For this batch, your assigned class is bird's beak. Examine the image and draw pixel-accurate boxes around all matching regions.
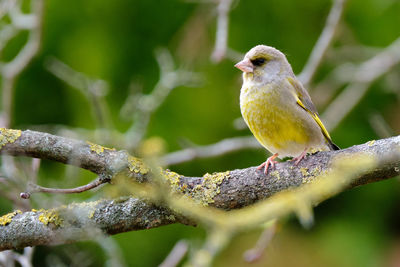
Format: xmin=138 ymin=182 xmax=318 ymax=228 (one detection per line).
xmin=235 ymin=58 xmax=254 ymax=73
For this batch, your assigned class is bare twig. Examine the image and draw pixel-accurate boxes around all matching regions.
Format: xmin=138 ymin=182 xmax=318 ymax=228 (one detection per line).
xmin=243 ymin=221 xmax=277 ymax=262
xmin=0 ymin=24 xmax=18 ymax=53
xmin=124 ymin=48 xmax=202 ymax=150
xmin=0 ymin=0 xmax=44 ymax=128
xmin=298 ymin=0 xmax=346 ymax=86
xmin=45 ymin=57 xmax=113 ymax=130
xmin=211 ymin=0 xmax=235 ymax=62
xmin=369 ymin=112 xmax=394 ymax=139
xmin=159 ymin=240 xmax=189 ymax=267
xmin=0 ymin=0 xmax=16 ymax=20
xmin=190 ymin=228 xmax=232 ymax=267
xmin=30 ymin=158 xmax=41 ymax=184
xmin=97 ymin=238 xmax=127 ymax=267
xmin=0 ymin=250 xmax=14 ymax=266
xmin=162 ymin=136 xmax=260 ymax=165
xmin=12 ymin=247 xmax=34 ymax=267
xmin=20 ymin=177 xmax=105 ymax=199
xmin=0 ymin=247 xmax=34 ymax=267
xmin=322 ymin=37 xmax=400 ymax=131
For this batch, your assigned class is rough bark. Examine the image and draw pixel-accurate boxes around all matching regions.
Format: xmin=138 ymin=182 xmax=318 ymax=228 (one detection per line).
xmin=0 ymin=129 xmax=399 ymax=250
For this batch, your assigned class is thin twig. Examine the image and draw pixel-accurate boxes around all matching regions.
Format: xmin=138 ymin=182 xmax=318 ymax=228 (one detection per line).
xmin=159 ymin=240 xmax=189 ymax=267
xmin=190 ymin=228 xmax=232 ymax=267
xmin=243 ymin=221 xmax=277 ymax=263
xmin=97 ymin=238 xmax=127 ymax=267
xmin=162 ymin=136 xmax=260 ymax=165
xmin=20 ymin=177 xmax=105 ymax=199
xmin=0 ymin=0 xmax=16 ymax=20
xmin=211 ymin=0 xmax=234 ymax=62
xmin=0 ymin=24 xmax=18 ymax=53
xmin=0 ymin=250 xmax=14 ymax=266
xmin=322 ymin=37 xmax=400 ymax=131
xmin=0 ymin=0 xmax=44 ymax=128
xmin=298 ymin=0 xmax=346 ymax=86
xmin=124 ymin=48 xmax=202 ymax=150
xmin=45 ymin=57 xmax=113 ymax=130
xmin=368 ymin=112 xmax=394 ymax=139
xmin=12 ymin=247 xmax=34 ymax=267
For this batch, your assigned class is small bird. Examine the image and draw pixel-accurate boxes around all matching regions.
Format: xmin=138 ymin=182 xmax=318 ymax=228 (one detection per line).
xmin=235 ymin=45 xmax=339 ymax=174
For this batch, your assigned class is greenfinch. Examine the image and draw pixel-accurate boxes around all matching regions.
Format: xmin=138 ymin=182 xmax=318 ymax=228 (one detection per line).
xmin=235 ymin=45 xmax=339 ymax=174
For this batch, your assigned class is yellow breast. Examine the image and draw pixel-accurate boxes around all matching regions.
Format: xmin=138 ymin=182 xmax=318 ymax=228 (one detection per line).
xmin=240 ymin=83 xmax=311 ymax=155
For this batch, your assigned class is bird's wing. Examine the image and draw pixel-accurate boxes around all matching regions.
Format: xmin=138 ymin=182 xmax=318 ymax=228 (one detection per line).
xmin=286 ymin=77 xmax=333 ymax=142
xmin=287 ymin=77 xmax=318 ymax=114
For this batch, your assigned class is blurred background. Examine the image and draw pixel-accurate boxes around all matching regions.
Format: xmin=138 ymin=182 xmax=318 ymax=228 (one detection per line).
xmin=0 ymin=0 xmax=400 ymax=266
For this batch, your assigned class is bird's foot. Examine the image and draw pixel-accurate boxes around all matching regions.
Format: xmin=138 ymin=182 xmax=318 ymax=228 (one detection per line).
xmin=257 ymin=153 xmax=279 ymax=175
xmin=291 ymin=149 xmax=308 ymax=165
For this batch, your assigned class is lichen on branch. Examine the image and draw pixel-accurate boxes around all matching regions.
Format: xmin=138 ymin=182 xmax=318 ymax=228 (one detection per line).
xmin=0 ymin=128 xmax=399 ymax=250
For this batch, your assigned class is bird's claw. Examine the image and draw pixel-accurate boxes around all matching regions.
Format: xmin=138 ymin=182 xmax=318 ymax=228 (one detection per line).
xmin=291 ymin=149 xmax=308 ymax=165
xmin=257 ymin=153 xmax=279 ymax=175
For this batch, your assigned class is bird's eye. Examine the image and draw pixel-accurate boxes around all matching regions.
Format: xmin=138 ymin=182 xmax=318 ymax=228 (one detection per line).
xmin=251 ymin=58 xmax=266 ymax=66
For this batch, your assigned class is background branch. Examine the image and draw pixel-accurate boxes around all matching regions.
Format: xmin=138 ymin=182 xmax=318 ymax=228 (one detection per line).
xmin=322 ymin=37 xmax=400 ymax=131
xmin=298 ymin=0 xmax=346 ymax=86
xmin=122 ymin=48 xmax=202 ymax=150
xmin=211 ymin=0 xmax=235 ymax=62
xmin=0 ymin=0 xmax=43 ymax=128
xmin=162 ymin=136 xmax=260 ymax=165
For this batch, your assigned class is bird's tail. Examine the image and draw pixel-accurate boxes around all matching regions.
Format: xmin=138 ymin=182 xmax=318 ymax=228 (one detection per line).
xmin=328 ymin=140 xmax=340 ymax=151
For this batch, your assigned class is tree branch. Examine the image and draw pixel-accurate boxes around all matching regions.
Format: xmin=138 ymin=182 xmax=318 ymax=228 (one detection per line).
xmin=162 ymin=136 xmax=260 ymax=165
xmin=298 ymin=0 xmax=346 ymax=86
xmin=0 ymin=197 xmax=191 ymax=251
xmin=211 ymin=0 xmax=234 ymax=62
xmin=0 ymin=128 xmax=399 ymax=250
xmin=322 ymin=36 xmax=400 ymax=131
xmin=0 ymin=0 xmax=44 ymax=128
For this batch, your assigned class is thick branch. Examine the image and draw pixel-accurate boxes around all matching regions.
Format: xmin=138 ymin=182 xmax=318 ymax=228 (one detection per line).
xmin=0 ymin=198 xmax=191 ymax=251
xmin=0 ymin=129 xmax=399 ymax=250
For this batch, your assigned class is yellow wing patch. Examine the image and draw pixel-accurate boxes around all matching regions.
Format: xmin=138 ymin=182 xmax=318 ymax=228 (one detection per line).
xmin=296 ymin=99 xmax=332 ymax=141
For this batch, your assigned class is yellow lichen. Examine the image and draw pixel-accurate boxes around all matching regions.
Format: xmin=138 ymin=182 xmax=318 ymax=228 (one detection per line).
xmin=89 ymin=210 xmax=96 ymax=219
xmin=270 ymin=170 xmax=280 ymax=180
xmin=300 ymin=167 xmax=309 ymax=177
xmin=164 ymin=170 xmax=184 ymax=193
xmin=38 ymin=209 xmax=64 ymax=227
xmin=190 ymin=171 xmax=231 ymax=206
xmin=0 ymin=128 xmax=21 ymax=149
xmin=0 ymin=210 xmax=22 ymax=226
xmin=165 ymin=214 xmax=176 ymax=221
xmin=311 ymin=166 xmax=322 ymax=177
xmin=302 ymin=166 xmax=323 ymax=184
xmin=87 ymin=141 xmax=115 ymax=155
xmin=127 ymin=156 xmax=149 ymax=175
xmin=367 ymin=140 xmax=376 ymax=146
xmin=84 ymin=200 xmax=100 ymax=219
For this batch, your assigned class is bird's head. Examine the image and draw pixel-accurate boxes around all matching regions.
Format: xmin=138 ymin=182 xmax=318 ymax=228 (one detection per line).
xmin=235 ymin=45 xmax=291 ymax=83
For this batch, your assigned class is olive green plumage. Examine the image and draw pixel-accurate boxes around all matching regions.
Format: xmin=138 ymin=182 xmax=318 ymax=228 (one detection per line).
xmin=235 ymin=45 xmax=338 ymax=170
